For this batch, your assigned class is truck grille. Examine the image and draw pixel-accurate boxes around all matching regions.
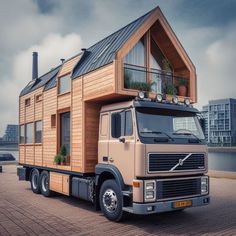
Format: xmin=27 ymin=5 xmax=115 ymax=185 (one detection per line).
xmin=156 ymin=178 xmax=201 ymax=200
xmin=148 ymin=153 xmax=205 ymax=173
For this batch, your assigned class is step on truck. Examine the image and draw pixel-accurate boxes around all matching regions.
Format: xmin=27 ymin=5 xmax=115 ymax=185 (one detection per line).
xmin=17 ymin=6 xmax=210 ymax=221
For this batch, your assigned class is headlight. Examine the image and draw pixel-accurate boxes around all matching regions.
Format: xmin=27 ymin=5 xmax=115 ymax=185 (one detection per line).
xmin=144 ymin=180 xmax=156 ymax=202
xmin=201 ymin=176 xmax=209 ymax=194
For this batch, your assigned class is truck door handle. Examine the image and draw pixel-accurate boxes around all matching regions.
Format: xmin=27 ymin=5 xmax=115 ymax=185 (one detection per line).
xmin=109 ymin=157 xmax=114 ymax=163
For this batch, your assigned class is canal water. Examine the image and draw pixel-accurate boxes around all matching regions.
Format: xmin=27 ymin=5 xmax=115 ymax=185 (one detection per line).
xmin=1 ymin=150 xmax=236 ymax=172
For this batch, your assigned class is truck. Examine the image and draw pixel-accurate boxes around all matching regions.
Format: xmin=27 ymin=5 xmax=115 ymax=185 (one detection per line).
xmin=17 ymin=6 xmax=209 ymax=222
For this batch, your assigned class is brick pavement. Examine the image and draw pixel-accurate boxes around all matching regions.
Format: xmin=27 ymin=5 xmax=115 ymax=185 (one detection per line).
xmin=0 ymin=165 xmax=236 ymax=236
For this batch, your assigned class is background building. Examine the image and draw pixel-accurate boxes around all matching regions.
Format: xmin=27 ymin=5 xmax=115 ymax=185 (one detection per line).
xmin=1 ymin=124 xmax=18 ymax=144
xmin=201 ymin=98 xmax=236 ymax=146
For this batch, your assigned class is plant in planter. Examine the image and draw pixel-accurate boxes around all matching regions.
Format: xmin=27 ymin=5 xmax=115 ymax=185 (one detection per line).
xmin=54 ymin=154 xmax=63 ymax=165
xmin=128 ymin=81 xmax=153 ymax=92
xmin=54 ymin=145 xmax=69 ymax=165
xmin=177 ymin=78 xmax=188 ymax=96
xmin=165 ymin=84 xmax=177 ymax=96
xmin=60 ymin=144 xmax=70 ymax=165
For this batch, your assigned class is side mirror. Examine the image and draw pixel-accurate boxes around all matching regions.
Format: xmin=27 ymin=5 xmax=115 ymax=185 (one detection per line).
xmin=119 ymin=137 xmax=126 ymax=143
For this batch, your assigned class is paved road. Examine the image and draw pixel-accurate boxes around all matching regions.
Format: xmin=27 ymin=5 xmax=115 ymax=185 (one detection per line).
xmin=0 ymin=165 xmax=236 ymax=236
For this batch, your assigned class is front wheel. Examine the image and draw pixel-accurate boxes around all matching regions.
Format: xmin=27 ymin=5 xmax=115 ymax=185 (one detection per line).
xmin=99 ymin=179 xmax=124 ymax=221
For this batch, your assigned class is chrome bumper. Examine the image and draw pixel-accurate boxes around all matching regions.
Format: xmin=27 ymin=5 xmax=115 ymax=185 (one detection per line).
xmin=123 ymin=195 xmax=210 ymax=215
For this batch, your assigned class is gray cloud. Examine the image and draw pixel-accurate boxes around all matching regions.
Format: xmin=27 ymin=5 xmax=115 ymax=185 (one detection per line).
xmin=0 ymin=0 xmax=236 ymax=135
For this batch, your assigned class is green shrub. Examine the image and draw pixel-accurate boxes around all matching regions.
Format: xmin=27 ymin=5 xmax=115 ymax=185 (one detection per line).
xmin=165 ymin=85 xmax=177 ymax=95
xmin=54 ymin=154 xmax=63 ymax=165
xmin=60 ymin=144 xmax=67 ymax=156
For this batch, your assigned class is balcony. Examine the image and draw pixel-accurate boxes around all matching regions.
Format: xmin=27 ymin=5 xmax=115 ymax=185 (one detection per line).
xmin=124 ymin=63 xmax=189 ymax=98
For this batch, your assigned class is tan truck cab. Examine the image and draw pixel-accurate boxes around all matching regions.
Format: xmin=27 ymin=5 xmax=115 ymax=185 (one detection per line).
xmin=96 ymin=96 xmax=209 ymax=219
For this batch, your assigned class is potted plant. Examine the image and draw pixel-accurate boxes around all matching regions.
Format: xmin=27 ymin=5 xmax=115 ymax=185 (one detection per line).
xmin=54 ymin=154 xmax=63 ymax=165
xmin=178 ymin=78 xmax=188 ymax=96
xmin=165 ymin=84 xmax=177 ymax=96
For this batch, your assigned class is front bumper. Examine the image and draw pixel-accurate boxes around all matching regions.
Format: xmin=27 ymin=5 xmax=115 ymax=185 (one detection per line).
xmin=124 ymin=195 xmax=210 ymax=215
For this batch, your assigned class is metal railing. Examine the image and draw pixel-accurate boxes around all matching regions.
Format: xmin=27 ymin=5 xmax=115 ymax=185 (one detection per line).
xmin=124 ymin=63 xmax=189 ymax=96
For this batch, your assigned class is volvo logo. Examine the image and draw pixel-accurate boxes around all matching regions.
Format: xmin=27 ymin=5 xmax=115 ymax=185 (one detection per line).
xmin=179 ymin=159 xmax=184 ymax=166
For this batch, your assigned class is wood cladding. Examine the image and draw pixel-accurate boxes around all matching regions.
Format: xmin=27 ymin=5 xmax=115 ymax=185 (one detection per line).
xmin=58 ymin=54 xmax=81 ymax=77
xmin=49 ymin=172 xmax=70 ymax=195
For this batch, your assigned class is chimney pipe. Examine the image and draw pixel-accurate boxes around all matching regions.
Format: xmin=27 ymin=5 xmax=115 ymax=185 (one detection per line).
xmin=32 ymin=52 xmax=38 ymax=80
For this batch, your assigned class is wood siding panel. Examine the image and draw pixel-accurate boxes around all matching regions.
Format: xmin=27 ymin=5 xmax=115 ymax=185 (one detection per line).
xmin=19 ymin=98 xmax=25 ymax=124
xmin=43 ymin=88 xmax=57 ymax=167
xmin=57 ymin=93 xmax=71 ymax=110
xmin=25 ymin=146 xmax=34 ymax=165
xmin=71 ymin=79 xmax=83 ymax=172
xmin=19 ymin=146 xmax=25 ymax=164
xmin=35 ymin=145 xmax=42 ymax=166
xmin=84 ymin=102 xmax=101 ymax=172
xmin=58 ymin=54 xmax=81 ymax=77
xmin=35 ymin=100 xmax=43 ymax=121
xmin=49 ymin=172 xmax=69 ymax=195
xmin=83 ymin=64 xmax=115 ymax=100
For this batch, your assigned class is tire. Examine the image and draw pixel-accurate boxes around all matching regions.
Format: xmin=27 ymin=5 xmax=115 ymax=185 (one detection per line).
xmin=99 ymin=179 xmax=124 ymax=222
xmin=40 ymin=170 xmax=52 ymax=197
xmin=30 ymin=169 xmax=41 ymax=194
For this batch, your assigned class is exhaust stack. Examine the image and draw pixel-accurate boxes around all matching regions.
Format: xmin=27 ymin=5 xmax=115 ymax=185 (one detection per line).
xmin=32 ymin=52 xmax=38 ymax=80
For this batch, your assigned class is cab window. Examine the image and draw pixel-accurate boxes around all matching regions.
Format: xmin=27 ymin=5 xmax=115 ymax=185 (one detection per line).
xmin=111 ymin=110 xmax=133 ymax=138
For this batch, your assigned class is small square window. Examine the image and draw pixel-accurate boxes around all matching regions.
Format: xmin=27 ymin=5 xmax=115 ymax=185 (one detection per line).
xmin=36 ymin=94 xmax=42 ymax=102
xmin=51 ymin=114 xmax=56 ymax=128
xmin=25 ymin=98 xmax=30 ymax=107
xmin=58 ymin=75 xmax=71 ymax=94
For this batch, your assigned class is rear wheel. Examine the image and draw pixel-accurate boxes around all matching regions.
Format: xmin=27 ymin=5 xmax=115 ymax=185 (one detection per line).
xmin=40 ymin=170 xmax=52 ymax=197
xmin=30 ymin=169 xmax=41 ymax=194
xmin=99 ymin=179 xmax=124 ymax=222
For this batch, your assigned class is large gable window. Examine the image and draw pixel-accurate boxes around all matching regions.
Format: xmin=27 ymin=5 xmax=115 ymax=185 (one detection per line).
xmin=124 ymin=35 xmax=147 ymax=89
xmin=59 ymin=74 xmax=71 ymax=94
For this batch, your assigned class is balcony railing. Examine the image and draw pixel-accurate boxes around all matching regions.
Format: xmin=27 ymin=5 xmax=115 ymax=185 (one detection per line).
xmin=124 ymin=63 xmax=189 ymax=97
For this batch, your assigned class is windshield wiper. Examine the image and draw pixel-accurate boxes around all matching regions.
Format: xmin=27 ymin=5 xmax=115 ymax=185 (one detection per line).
xmin=141 ymin=131 xmax=174 ymax=141
xmin=172 ymin=132 xmax=202 ymax=143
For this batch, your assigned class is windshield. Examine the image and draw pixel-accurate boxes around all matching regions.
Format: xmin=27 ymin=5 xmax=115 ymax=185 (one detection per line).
xmin=136 ymin=107 xmax=205 ymax=143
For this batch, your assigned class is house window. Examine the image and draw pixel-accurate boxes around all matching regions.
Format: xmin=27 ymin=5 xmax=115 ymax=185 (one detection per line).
xmin=60 ymin=112 xmax=70 ymax=154
xmin=26 ymin=123 xmax=34 ymax=144
xmin=19 ymin=125 xmax=24 ymax=144
xmin=36 ymin=94 xmax=42 ymax=102
xmin=124 ymin=35 xmax=147 ymax=88
xmin=25 ymin=98 xmax=30 ymax=107
xmin=35 ymin=121 xmax=42 ymax=143
xmin=59 ymin=75 xmax=71 ymax=94
xmin=51 ymin=114 xmax=56 ymax=128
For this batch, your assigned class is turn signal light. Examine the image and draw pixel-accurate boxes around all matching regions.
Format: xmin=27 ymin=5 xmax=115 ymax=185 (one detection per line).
xmin=133 ymin=181 xmax=140 ymax=188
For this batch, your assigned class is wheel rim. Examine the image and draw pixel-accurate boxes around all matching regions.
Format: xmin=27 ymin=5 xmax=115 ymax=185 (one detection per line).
xmin=102 ymin=189 xmax=118 ymax=213
xmin=32 ymin=174 xmax=38 ymax=189
xmin=41 ymin=175 xmax=49 ymax=192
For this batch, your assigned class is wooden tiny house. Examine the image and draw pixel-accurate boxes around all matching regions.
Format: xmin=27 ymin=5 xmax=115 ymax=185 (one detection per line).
xmin=19 ymin=7 xmax=197 ymax=174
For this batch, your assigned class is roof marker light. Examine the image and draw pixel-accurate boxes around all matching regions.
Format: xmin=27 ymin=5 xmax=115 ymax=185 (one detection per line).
xmin=184 ymin=98 xmax=191 ymax=106
xmin=156 ymin=94 xmax=163 ymax=102
xmin=172 ymin=96 xmax=178 ymax=104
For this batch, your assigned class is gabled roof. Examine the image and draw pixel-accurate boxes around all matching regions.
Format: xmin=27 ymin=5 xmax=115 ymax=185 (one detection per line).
xmin=20 ymin=65 xmax=61 ymax=96
xmin=71 ymin=7 xmax=156 ymax=79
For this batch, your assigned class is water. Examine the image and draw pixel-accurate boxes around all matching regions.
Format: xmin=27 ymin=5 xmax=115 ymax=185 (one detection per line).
xmin=208 ymin=152 xmax=236 ymax=172
xmin=0 ymin=150 xmax=18 ymax=161
xmin=0 ymin=149 xmax=235 ymax=172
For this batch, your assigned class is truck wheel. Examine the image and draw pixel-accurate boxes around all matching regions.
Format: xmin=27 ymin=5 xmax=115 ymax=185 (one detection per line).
xmin=40 ymin=171 xmax=52 ymax=197
xmin=99 ymin=179 xmax=124 ymax=221
xmin=30 ymin=169 xmax=41 ymax=194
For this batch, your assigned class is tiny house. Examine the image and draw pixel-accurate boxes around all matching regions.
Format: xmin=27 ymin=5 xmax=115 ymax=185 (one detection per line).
xmin=18 ymin=7 xmax=209 ymax=221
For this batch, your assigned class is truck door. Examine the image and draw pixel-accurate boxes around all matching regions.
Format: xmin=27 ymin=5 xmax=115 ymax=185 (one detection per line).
xmin=108 ymin=109 xmax=135 ymax=185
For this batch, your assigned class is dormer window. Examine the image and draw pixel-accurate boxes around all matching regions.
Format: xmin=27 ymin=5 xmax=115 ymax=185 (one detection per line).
xmin=58 ymin=74 xmax=71 ymax=94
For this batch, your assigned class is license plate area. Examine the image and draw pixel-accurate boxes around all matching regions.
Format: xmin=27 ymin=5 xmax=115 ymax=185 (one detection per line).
xmin=173 ymin=200 xmax=192 ymax=209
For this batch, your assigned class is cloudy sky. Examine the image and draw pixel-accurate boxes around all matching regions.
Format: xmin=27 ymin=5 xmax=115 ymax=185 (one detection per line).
xmin=0 ymin=0 xmax=236 ymax=135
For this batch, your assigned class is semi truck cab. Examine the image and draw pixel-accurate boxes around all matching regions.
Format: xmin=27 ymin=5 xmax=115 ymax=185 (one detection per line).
xmin=96 ymin=94 xmax=209 ymax=220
